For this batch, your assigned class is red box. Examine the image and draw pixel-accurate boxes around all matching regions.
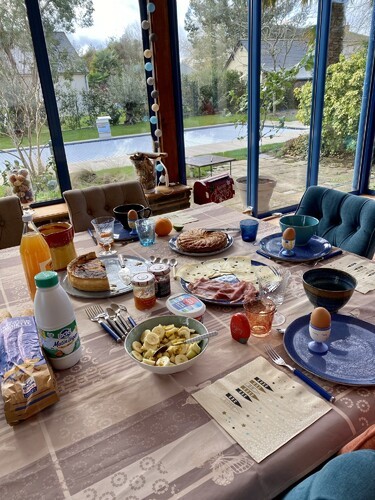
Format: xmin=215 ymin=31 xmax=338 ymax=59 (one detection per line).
xmin=193 ymin=173 xmax=235 ymax=205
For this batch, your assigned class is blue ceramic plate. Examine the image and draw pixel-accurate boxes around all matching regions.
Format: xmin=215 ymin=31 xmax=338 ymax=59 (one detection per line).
xmin=180 ymin=259 xmax=274 ymax=306
xmin=284 ymin=314 xmax=375 ymax=385
xmin=169 ymin=234 xmax=234 ymax=257
xmin=259 ymin=233 xmax=331 ymax=262
xmin=113 ymin=221 xmax=139 ymax=242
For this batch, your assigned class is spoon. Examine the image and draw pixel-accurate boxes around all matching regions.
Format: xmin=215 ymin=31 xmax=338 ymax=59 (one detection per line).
xmin=153 ymin=330 xmax=218 ymax=356
xmin=110 ymin=302 xmax=137 ymax=328
xmin=149 ymin=255 xmax=161 ymax=264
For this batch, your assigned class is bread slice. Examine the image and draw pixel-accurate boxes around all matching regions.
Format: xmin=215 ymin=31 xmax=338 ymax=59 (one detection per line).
xmin=67 ymin=252 xmax=110 ymax=292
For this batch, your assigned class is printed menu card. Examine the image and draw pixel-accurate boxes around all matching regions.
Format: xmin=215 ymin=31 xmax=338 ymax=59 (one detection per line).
xmin=193 ymin=356 xmax=331 ymax=463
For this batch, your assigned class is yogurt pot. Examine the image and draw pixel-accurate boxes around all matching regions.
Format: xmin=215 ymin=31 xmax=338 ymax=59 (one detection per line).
xmin=166 ymin=293 xmax=206 ymax=322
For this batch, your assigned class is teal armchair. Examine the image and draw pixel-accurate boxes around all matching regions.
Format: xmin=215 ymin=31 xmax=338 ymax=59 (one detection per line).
xmin=295 ymin=186 xmax=375 ymax=259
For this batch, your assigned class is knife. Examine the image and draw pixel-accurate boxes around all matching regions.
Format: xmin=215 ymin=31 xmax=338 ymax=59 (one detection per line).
xmin=205 ymin=228 xmax=240 ymax=232
xmin=88 ymin=228 xmax=97 ymax=245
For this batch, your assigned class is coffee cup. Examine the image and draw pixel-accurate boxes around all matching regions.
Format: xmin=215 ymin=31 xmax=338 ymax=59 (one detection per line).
xmin=113 ymin=204 xmax=152 ymax=231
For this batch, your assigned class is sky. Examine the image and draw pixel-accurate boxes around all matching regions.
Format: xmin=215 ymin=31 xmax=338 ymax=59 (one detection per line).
xmin=68 ymin=0 xmax=190 ymax=50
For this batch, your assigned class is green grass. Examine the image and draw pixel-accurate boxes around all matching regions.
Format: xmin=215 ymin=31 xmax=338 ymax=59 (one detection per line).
xmin=213 ymin=142 xmax=284 ymax=161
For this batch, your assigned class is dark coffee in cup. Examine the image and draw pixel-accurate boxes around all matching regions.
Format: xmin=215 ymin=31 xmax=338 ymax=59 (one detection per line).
xmin=113 ymin=204 xmax=152 ymax=231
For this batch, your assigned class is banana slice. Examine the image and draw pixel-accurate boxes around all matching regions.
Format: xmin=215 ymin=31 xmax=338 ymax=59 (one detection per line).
xmin=175 ymin=354 xmax=188 ymax=365
xmin=156 ymin=356 xmax=171 ymax=367
xmin=132 ymin=341 xmax=143 ymax=353
xmin=144 ymin=349 xmax=156 ymax=359
xmin=142 ymin=341 xmax=158 ymax=351
xmin=190 ymin=342 xmax=201 ymax=355
xmin=141 ymin=329 xmax=152 ymax=342
xmin=152 ymin=325 xmax=165 ymax=340
xmin=132 ymin=351 xmax=143 ymax=362
xmin=142 ymin=358 xmax=156 ymax=366
xmin=186 ymin=348 xmax=198 ymax=360
xmin=178 ymin=326 xmax=191 ymax=339
xmin=145 ymin=331 xmax=159 ymax=346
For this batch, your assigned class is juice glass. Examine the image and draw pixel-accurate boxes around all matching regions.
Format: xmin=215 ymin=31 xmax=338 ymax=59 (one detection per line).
xmin=244 ymin=298 xmax=276 ymax=337
xmin=20 ymin=232 xmax=53 ymax=299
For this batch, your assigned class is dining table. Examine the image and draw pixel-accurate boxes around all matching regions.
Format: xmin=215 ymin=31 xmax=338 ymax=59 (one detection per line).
xmin=0 ymin=202 xmax=374 ymax=500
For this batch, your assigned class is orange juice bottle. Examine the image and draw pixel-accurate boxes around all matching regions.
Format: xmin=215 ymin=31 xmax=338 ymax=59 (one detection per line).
xmin=20 ymin=213 xmax=53 ymax=300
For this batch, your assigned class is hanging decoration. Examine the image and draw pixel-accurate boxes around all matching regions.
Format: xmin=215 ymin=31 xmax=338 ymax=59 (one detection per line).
xmin=138 ymin=0 xmax=171 ymax=193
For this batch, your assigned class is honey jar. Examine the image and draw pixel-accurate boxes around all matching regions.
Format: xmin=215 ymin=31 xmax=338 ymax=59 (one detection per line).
xmin=39 ymin=222 xmax=77 ymax=271
xmin=131 ymin=272 xmax=156 ymax=310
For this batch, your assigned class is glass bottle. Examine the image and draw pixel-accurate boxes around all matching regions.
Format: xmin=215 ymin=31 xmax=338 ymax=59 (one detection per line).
xmin=34 ymin=271 xmax=82 ymax=370
xmin=131 ymin=272 xmax=156 ymax=310
xmin=20 ymin=213 xmax=53 ymax=300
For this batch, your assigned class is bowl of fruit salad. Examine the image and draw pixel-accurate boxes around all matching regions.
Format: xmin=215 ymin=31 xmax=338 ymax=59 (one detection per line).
xmin=124 ymin=315 xmax=209 ymax=374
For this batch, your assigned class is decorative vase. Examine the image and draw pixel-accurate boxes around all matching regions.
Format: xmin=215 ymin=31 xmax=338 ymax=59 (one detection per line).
xmin=130 ymin=152 xmax=156 ymax=193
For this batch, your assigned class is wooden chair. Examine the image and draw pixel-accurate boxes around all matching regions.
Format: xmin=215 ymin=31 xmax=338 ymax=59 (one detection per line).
xmin=0 ymin=196 xmax=23 ymax=250
xmin=63 ymin=181 xmax=150 ymax=232
xmin=296 ymin=186 xmax=375 ymax=259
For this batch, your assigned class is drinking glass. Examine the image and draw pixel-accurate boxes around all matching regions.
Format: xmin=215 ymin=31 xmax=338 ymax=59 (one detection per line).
xmin=240 ymin=219 xmax=259 ymax=242
xmin=91 ymin=216 xmax=117 ymax=256
xmin=256 ymin=267 xmax=291 ymax=327
xmin=244 ymin=298 xmax=276 ymax=337
xmin=135 ymin=218 xmax=156 ymax=247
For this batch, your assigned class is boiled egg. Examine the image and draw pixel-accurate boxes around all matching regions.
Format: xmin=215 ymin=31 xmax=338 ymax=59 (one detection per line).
xmin=283 ymin=227 xmax=296 ymax=240
xmin=310 ymin=307 xmax=331 ymax=329
xmin=128 ymin=209 xmax=138 ymax=221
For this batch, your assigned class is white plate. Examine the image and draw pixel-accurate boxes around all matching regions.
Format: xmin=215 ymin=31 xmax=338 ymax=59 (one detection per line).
xmin=60 ymin=255 xmax=147 ymax=299
xmin=169 ymin=234 xmax=234 ymax=257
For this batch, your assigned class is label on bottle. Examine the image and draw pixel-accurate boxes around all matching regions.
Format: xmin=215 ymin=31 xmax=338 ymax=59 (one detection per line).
xmin=38 ymin=319 xmax=80 ymax=359
xmin=39 ymin=258 xmax=53 ymax=271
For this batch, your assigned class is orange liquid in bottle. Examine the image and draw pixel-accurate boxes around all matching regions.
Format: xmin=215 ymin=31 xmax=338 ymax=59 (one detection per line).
xmin=20 ymin=232 xmax=53 ymax=299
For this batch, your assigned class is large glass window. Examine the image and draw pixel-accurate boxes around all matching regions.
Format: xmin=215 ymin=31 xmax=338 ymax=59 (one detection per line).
xmin=317 ymin=0 xmax=371 ymax=191
xmin=42 ymin=0 xmax=149 ymax=192
xmin=0 ymin=1 xmax=61 ymax=208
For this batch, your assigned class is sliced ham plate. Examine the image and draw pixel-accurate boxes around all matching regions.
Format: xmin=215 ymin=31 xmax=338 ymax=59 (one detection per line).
xmin=188 ymin=278 xmax=257 ymax=303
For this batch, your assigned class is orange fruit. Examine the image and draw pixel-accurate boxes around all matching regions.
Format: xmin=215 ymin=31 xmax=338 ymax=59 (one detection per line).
xmin=155 ymin=217 xmax=173 ymax=236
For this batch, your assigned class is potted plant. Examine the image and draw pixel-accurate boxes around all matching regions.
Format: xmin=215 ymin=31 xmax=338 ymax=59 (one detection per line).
xmin=235 ymin=175 xmax=277 ymax=213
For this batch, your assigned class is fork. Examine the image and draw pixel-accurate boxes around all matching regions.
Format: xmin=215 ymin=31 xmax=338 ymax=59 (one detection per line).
xmin=264 ymin=345 xmax=335 ymax=403
xmin=86 ymin=305 xmax=122 ymax=343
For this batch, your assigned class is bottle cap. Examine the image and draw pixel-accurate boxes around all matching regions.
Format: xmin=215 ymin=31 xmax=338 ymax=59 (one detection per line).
xmin=148 ymin=263 xmax=170 ymax=276
xmin=166 ymin=293 xmax=206 ymax=319
xmin=22 ymin=213 xmax=33 ymax=222
xmin=131 ymin=272 xmax=155 ymax=286
xmin=35 ymin=271 xmax=59 ymax=288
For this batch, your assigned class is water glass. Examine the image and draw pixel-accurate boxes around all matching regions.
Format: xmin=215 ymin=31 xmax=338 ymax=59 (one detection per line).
xmin=257 ymin=267 xmax=291 ymax=327
xmin=240 ymin=219 xmax=259 ymax=242
xmin=135 ymin=218 xmax=156 ymax=247
xmin=91 ymin=216 xmax=117 ymax=256
xmin=244 ymin=298 xmax=276 ymax=337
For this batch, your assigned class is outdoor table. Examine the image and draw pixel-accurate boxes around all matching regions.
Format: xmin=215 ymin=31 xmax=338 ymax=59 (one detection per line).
xmin=185 ymin=154 xmax=235 ymax=179
xmin=0 ymin=203 xmax=374 ymax=499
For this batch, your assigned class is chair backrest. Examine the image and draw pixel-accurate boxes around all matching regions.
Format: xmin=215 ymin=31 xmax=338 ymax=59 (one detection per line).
xmin=0 ymin=196 xmax=23 ymax=250
xmin=63 ymin=181 xmax=150 ymax=232
xmin=296 ymin=186 xmax=375 ymax=259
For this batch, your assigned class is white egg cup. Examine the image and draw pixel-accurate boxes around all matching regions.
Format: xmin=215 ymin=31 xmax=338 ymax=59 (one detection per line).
xmin=308 ymin=323 xmax=331 ymax=354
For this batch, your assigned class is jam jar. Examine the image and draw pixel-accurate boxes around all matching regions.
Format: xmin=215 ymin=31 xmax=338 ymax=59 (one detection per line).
xmin=131 ymin=272 xmax=156 ymax=310
xmin=148 ymin=263 xmax=171 ymax=298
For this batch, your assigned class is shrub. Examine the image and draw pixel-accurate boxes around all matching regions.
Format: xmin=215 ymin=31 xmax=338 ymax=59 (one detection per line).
xmin=295 ymin=49 xmax=367 ymax=156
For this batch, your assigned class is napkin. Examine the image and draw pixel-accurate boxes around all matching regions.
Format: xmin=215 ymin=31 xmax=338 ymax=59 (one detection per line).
xmin=325 ymin=255 xmax=375 ymax=294
xmin=193 ymin=356 xmax=331 ymax=463
xmin=151 ymin=212 xmax=198 ymax=225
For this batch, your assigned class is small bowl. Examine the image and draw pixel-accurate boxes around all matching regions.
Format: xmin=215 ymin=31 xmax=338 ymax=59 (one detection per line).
xmin=173 ymin=224 xmax=184 ymax=232
xmin=303 ymin=268 xmax=357 ymax=313
xmin=124 ymin=315 xmax=209 ymax=374
xmin=279 ymin=215 xmax=319 ymax=246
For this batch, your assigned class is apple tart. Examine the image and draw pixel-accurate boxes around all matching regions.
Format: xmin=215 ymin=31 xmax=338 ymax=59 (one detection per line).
xmin=67 ymin=252 xmax=110 ymax=292
xmin=176 ymin=229 xmax=228 ymax=253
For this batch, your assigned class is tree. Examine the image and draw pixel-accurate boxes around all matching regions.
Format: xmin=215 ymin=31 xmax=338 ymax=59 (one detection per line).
xmin=0 ymin=0 xmax=93 ymax=195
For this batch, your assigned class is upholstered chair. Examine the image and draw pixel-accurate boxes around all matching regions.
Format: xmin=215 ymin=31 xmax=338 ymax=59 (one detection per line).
xmin=63 ymin=181 xmax=150 ymax=232
xmin=295 ymin=186 xmax=375 ymax=259
xmin=0 ymin=196 xmax=23 ymax=250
